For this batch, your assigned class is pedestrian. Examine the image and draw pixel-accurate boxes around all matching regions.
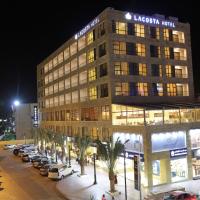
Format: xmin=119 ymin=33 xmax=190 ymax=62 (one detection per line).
xmin=102 ymin=194 xmax=106 ymax=200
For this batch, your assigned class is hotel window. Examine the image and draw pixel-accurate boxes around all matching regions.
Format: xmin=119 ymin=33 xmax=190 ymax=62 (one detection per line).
xmin=70 ymin=42 xmax=77 ymax=56
xmin=126 ymin=43 xmax=136 ymax=55
xmin=136 ymin=43 xmax=146 ymax=56
xmin=81 ymin=108 xmax=98 ymax=121
xmin=172 ymin=30 xmax=185 ymax=43
xmin=175 ymin=66 xmax=188 ymax=78
xmin=65 ymin=110 xmax=70 ymax=121
xmin=58 ymin=52 xmax=63 ymax=64
xmin=89 ymin=86 xmax=97 ymax=100
xmin=58 ymin=66 xmax=64 ymax=78
xmin=45 ymin=99 xmax=50 ymax=108
xmin=65 ymin=93 xmax=71 ymax=104
xmin=113 ymin=41 xmax=126 ymax=55
xmin=45 ymin=76 xmax=49 ymax=85
xmin=53 ymin=83 xmax=59 ymax=93
xmin=45 ymin=87 xmax=49 ymax=96
xmin=164 ymin=47 xmax=174 ymax=59
xmin=88 ymin=67 xmax=97 ymax=81
xmin=49 ymin=98 xmax=54 ymax=107
xmin=98 ymin=22 xmax=105 ymax=37
xmin=176 ymin=84 xmax=189 ymax=96
xmin=78 ymin=36 xmax=86 ymax=50
xmin=64 ymin=47 xmax=70 ymax=60
xmin=135 ymin=24 xmax=145 ymax=37
xmin=99 ymin=63 xmax=108 ymax=77
xmin=151 ymin=64 xmax=162 ymax=77
xmin=150 ymin=45 xmax=161 ymax=58
xmin=80 ymin=88 xmax=88 ymax=102
xmin=71 ymin=74 xmax=78 ymax=87
xmin=174 ymin=48 xmax=187 ymax=60
xmin=167 ymin=83 xmax=177 ymax=96
xmin=71 ymin=58 xmax=78 ymax=71
xmin=152 ymin=83 xmax=163 ymax=96
xmin=65 ymin=78 xmax=70 ymax=89
xmin=163 ymin=28 xmax=173 ymax=41
xmin=150 ymin=27 xmax=160 ymax=39
xmin=54 ymin=96 xmax=59 ymax=106
xmin=79 ymin=70 xmax=87 ymax=84
xmin=115 ymin=82 xmax=129 ymax=96
xmin=101 ymin=105 xmax=110 ymax=120
xmin=137 ymin=83 xmax=148 ymax=96
xmin=99 ymin=43 xmax=106 ymax=57
xmin=72 ymin=91 xmax=78 ymax=103
xmin=71 ymin=109 xmax=79 ymax=121
xmin=53 ymin=69 xmax=59 ymax=80
xmin=53 ymin=56 xmax=58 ymax=67
xmin=166 ymin=65 xmax=175 ymax=78
xmin=78 ymin=53 xmax=86 ymax=67
xmin=59 ymin=80 xmax=64 ymax=91
xmin=115 ymin=22 xmax=127 ymax=35
xmin=87 ymin=49 xmax=96 ymax=63
xmin=114 ymin=62 xmax=129 ymax=75
xmin=138 ymin=63 xmax=147 ymax=76
xmin=64 ymin=63 xmax=70 ymax=75
xmin=59 ymin=95 xmax=65 ymax=106
xmin=100 ymin=84 xmax=108 ymax=98
xmin=86 ymin=30 xmax=95 ymax=45
xmin=44 ymin=64 xmax=49 ymax=73
xmin=49 ymin=60 xmax=53 ymax=70
xmin=49 ymin=85 xmax=53 ymax=95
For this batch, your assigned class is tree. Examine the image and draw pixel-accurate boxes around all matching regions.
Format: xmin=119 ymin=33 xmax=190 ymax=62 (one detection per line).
xmin=55 ymin=133 xmax=67 ymax=163
xmin=96 ymin=137 xmax=129 ymax=193
xmin=75 ymin=135 xmax=92 ymax=175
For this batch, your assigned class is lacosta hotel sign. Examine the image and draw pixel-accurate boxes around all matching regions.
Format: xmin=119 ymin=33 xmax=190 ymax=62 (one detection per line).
xmin=125 ymin=12 xmax=175 ymax=28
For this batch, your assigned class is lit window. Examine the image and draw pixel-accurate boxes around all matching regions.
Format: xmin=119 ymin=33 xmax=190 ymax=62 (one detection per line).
xmin=71 ymin=58 xmax=78 ymax=71
xmin=64 ymin=47 xmax=70 ymax=60
xmin=88 ymin=68 xmax=97 ymax=81
xmin=115 ymin=83 xmax=129 ymax=96
xmin=44 ymin=63 xmax=49 ymax=73
xmin=45 ymin=87 xmax=49 ymax=96
xmin=87 ymin=30 xmax=94 ymax=45
xmin=152 ymin=83 xmax=163 ymax=96
xmin=72 ymin=91 xmax=78 ymax=103
xmin=101 ymin=105 xmax=110 ymax=120
xmin=45 ymin=76 xmax=49 ymax=85
xmin=58 ymin=52 xmax=63 ymax=64
xmin=58 ymin=66 xmax=64 ymax=78
xmin=59 ymin=95 xmax=65 ymax=105
xmin=48 ymin=60 xmax=53 ymax=70
xmin=167 ymin=83 xmax=177 ymax=96
xmin=79 ymin=70 xmax=87 ymax=84
xmin=78 ymin=36 xmax=86 ymax=50
xmin=172 ymin=30 xmax=185 ymax=43
xmin=71 ymin=74 xmax=78 ymax=87
xmin=174 ymin=48 xmax=187 ymax=60
xmin=115 ymin=22 xmax=127 ymax=35
xmin=80 ymin=88 xmax=88 ymax=102
xmin=65 ymin=93 xmax=71 ymax=104
xmin=135 ymin=24 xmax=145 ymax=37
xmin=139 ymin=64 xmax=147 ymax=76
xmin=64 ymin=62 xmax=70 ymax=75
xmin=54 ymin=96 xmax=59 ymax=106
xmin=136 ymin=43 xmax=145 ymax=56
xmin=78 ymin=53 xmax=86 ymax=67
xmin=65 ymin=78 xmax=70 ymax=89
xmin=53 ymin=70 xmax=59 ymax=80
xmin=114 ymin=62 xmax=129 ymax=75
xmin=89 ymin=87 xmax=97 ymax=100
xmin=137 ymin=83 xmax=148 ymax=96
xmin=163 ymin=29 xmax=172 ymax=41
xmin=175 ymin=66 xmax=188 ymax=78
xmin=53 ymin=83 xmax=59 ymax=93
xmin=53 ymin=56 xmax=58 ymax=67
xmin=176 ymin=83 xmax=189 ymax=96
xmin=87 ymin=49 xmax=96 ymax=63
xmin=49 ymin=85 xmax=53 ymax=95
xmin=166 ymin=65 xmax=173 ymax=78
xmin=59 ymin=80 xmax=64 ymax=91
xmin=70 ymin=42 xmax=77 ymax=56
xmin=113 ymin=41 xmax=126 ymax=55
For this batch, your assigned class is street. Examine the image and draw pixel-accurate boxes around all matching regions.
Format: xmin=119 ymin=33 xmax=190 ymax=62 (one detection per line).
xmin=0 ymin=149 xmax=66 ymax=200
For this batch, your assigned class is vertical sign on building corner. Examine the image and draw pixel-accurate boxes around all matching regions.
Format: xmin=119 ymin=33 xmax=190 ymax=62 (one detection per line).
xmin=134 ymin=155 xmax=140 ymax=190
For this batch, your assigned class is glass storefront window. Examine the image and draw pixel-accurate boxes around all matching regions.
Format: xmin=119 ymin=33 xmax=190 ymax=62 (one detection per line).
xmin=180 ymin=109 xmax=196 ymax=123
xmin=190 ymin=129 xmax=200 ymax=149
xmin=145 ymin=110 xmax=163 ymax=125
xmin=164 ymin=109 xmax=180 ymax=124
xmin=171 ymin=158 xmax=188 ymax=182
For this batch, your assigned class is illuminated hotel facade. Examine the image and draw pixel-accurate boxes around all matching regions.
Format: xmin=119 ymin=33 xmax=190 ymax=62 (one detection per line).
xmin=37 ymin=7 xmax=200 ymax=188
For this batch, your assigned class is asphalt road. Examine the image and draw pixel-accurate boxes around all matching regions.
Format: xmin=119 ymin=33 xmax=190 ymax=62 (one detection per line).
xmin=0 ymin=149 xmax=67 ymax=200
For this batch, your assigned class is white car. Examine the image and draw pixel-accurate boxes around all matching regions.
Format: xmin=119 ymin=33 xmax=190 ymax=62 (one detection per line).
xmin=48 ymin=164 xmax=74 ymax=180
xmin=3 ymin=144 xmax=16 ymax=150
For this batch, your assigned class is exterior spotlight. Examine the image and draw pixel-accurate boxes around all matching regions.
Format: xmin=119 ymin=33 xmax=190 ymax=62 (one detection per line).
xmin=14 ymin=100 xmax=20 ymax=106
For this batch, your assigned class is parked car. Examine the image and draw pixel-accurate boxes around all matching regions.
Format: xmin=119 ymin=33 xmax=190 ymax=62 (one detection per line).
xmin=48 ymin=164 xmax=74 ymax=180
xmin=3 ymin=144 xmax=16 ymax=150
xmin=163 ymin=191 xmax=197 ymax=200
xmin=22 ymin=153 xmax=38 ymax=162
xmin=32 ymin=157 xmax=49 ymax=168
xmin=39 ymin=163 xmax=57 ymax=176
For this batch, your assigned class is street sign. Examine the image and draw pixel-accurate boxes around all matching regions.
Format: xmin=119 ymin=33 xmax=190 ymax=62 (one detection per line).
xmin=134 ymin=155 xmax=140 ymax=190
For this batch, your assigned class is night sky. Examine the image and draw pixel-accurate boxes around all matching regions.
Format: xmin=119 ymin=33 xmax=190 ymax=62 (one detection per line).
xmin=0 ymin=0 xmax=199 ymax=114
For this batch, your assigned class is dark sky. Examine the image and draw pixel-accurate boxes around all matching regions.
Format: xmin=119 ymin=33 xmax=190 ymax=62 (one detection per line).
xmin=0 ymin=0 xmax=199 ymax=113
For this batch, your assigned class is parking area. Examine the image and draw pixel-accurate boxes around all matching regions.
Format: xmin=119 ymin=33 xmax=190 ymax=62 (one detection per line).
xmin=0 ymin=146 xmax=67 ymax=200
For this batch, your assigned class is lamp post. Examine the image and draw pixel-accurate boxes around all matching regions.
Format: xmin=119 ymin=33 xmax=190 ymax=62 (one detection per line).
xmin=124 ymin=150 xmax=127 ymax=200
xmin=93 ymin=153 xmax=97 ymax=184
xmin=68 ymin=145 xmax=71 ymax=167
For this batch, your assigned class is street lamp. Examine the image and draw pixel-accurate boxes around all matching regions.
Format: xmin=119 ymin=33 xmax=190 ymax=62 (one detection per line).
xmin=124 ymin=150 xmax=127 ymax=200
xmin=13 ymin=100 xmax=20 ymax=107
xmin=93 ymin=152 xmax=97 ymax=184
xmin=68 ymin=144 xmax=71 ymax=167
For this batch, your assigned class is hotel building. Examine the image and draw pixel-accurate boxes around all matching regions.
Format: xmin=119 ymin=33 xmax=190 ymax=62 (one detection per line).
xmin=37 ymin=7 xmax=200 ymax=189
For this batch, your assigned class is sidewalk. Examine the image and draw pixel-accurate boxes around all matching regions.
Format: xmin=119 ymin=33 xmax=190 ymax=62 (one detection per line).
xmin=56 ymin=160 xmax=144 ymax=200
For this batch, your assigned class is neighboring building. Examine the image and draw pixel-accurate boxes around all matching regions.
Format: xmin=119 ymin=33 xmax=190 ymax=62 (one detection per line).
xmin=37 ymin=7 xmax=199 ymax=189
xmin=13 ymin=103 xmax=38 ymax=140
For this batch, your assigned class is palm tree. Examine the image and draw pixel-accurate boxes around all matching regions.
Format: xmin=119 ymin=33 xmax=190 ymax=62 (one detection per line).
xmin=96 ymin=137 xmax=129 ymax=193
xmin=55 ymin=133 xmax=67 ymax=163
xmin=75 ymin=135 xmax=92 ymax=175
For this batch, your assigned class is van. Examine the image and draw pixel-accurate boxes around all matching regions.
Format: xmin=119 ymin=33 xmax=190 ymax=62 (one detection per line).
xmin=48 ymin=164 xmax=74 ymax=180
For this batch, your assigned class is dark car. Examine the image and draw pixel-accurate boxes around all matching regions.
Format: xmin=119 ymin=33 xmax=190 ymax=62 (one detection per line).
xmin=163 ymin=191 xmax=197 ymax=200
xmin=40 ymin=163 xmax=57 ymax=176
